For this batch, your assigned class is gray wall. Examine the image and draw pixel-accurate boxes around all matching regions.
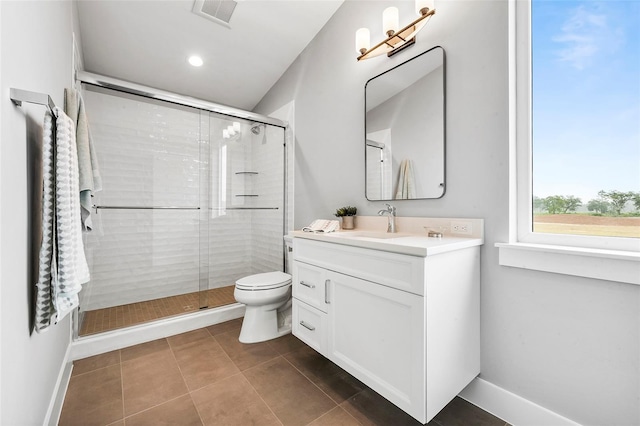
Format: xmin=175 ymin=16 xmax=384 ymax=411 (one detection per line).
xmin=1 ymin=1 xmax=74 ymax=424
xmin=255 ymin=1 xmax=640 ymax=424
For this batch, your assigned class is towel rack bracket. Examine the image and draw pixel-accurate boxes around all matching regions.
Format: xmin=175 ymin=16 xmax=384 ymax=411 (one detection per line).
xmin=9 ymin=88 xmax=57 ymax=115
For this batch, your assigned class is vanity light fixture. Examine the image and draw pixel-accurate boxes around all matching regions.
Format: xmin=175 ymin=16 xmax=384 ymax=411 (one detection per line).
xmin=356 ymin=0 xmax=435 ymax=61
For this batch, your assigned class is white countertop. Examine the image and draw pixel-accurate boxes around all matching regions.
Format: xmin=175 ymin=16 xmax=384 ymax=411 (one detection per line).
xmin=291 ymin=230 xmax=484 ymax=257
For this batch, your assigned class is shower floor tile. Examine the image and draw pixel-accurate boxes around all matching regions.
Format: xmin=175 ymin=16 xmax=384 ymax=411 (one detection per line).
xmin=79 ymin=285 xmax=236 ymax=336
xmin=61 ymin=320 xmax=511 ymax=426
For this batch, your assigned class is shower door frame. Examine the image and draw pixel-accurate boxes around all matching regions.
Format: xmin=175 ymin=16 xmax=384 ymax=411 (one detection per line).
xmin=77 ymin=71 xmax=286 ymax=128
xmin=74 ymin=71 xmax=289 ymax=340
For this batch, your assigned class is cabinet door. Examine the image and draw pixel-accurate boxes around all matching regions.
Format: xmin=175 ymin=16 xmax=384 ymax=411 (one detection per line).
xmin=326 ymin=271 xmax=426 ymax=422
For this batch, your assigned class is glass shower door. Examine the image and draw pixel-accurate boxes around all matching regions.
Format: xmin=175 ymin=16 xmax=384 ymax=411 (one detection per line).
xmin=204 ymin=115 xmax=286 ymax=304
xmin=80 ymin=86 xmax=209 ymax=335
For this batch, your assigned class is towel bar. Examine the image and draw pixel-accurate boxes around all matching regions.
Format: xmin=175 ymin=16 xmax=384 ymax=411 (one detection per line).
xmin=10 ymin=88 xmax=58 ymax=117
xmin=92 ymin=205 xmax=200 ymax=213
xmin=92 ymin=205 xmax=279 ymax=212
xmin=216 ymin=207 xmax=279 ymax=210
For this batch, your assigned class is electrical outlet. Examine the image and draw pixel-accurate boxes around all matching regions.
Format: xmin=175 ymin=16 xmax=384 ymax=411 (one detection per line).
xmin=450 ymin=220 xmax=473 ymax=235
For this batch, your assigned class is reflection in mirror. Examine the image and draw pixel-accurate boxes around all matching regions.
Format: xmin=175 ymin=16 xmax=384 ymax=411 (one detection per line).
xmin=365 ymin=46 xmax=445 ymax=200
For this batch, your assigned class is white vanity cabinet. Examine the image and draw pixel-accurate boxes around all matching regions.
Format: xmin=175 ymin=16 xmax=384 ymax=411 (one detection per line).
xmin=292 ymin=236 xmax=481 ymax=424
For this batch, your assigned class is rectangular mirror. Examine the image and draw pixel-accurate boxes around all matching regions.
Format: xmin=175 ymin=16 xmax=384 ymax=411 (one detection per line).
xmin=365 ymin=46 xmax=445 ymax=200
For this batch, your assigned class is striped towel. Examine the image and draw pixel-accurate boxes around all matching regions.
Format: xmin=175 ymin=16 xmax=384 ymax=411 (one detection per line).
xmin=35 ymin=107 xmax=90 ymax=333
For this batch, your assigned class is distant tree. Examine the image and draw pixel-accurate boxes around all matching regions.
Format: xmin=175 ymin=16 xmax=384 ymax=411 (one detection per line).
xmin=542 ymin=196 xmax=563 ymax=214
xmin=587 ymin=198 xmax=610 ymax=214
xmin=541 ymin=195 xmax=581 ymax=214
xmin=633 ymin=192 xmax=640 ymax=212
xmin=532 ymin=196 xmax=544 ymax=212
xmin=598 ymin=190 xmax=634 ymax=216
xmin=562 ymin=196 xmax=582 ymax=213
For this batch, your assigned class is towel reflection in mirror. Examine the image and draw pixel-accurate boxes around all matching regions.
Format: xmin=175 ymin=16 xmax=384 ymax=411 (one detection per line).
xmin=395 ymin=159 xmax=416 ymax=199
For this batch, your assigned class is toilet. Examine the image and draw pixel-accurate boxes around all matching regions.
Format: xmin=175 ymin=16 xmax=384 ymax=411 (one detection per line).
xmin=234 ymin=236 xmax=293 ymax=343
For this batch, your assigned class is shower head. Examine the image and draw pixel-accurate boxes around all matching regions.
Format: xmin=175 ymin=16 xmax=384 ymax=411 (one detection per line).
xmin=250 ymin=123 xmax=262 ymax=135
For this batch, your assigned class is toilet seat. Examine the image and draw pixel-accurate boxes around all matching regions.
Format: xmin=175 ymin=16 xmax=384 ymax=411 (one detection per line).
xmin=236 ymin=271 xmax=292 ymax=291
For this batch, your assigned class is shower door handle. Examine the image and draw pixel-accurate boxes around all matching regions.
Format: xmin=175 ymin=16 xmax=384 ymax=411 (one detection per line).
xmin=324 ymin=279 xmax=330 ymax=304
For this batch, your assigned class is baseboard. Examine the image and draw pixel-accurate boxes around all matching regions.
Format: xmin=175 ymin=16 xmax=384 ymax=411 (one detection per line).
xmin=70 ymin=304 xmax=245 ymax=360
xmin=44 ymin=343 xmax=73 ymax=426
xmin=458 ymin=378 xmax=582 ymax=426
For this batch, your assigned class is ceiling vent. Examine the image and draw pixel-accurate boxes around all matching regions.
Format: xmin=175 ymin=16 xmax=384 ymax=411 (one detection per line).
xmin=192 ymin=0 xmax=238 ymax=28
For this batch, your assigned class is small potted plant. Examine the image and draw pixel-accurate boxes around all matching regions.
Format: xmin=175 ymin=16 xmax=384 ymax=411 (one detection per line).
xmin=334 ymin=205 xmax=357 ymax=230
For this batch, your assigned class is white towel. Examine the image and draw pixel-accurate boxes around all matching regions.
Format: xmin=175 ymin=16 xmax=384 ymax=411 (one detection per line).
xmin=64 ymin=88 xmax=101 ymax=231
xmin=395 ymin=159 xmax=416 ymax=199
xmin=35 ymin=108 xmax=90 ymax=333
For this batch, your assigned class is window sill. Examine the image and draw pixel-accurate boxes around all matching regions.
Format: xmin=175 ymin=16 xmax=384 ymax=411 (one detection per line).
xmin=496 ymin=242 xmax=640 ymax=285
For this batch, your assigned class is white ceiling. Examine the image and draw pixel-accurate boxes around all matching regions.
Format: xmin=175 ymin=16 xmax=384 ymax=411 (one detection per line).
xmin=76 ymin=0 xmax=343 ymax=111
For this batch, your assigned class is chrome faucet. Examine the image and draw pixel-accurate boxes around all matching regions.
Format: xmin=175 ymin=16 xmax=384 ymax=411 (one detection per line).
xmin=378 ymin=203 xmax=397 ymax=233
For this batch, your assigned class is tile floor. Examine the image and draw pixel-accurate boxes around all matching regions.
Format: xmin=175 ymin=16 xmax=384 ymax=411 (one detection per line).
xmin=61 ymin=319 xmax=509 ymax=426
xmin=79 ymin=286 xmax=236 ymax=336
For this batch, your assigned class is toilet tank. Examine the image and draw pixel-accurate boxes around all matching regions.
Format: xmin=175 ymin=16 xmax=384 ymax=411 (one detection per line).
xmin=284 ymin=235 xmax=293 ymax=274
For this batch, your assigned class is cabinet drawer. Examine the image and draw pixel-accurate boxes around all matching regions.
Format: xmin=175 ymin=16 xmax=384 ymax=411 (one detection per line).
xmin=295 ymin=238 xmax=425 ymax=296
xmin=292 ymin=300 xmax=327 ymax=356
xmin=293 ymin=261 xmax=328 ymax=312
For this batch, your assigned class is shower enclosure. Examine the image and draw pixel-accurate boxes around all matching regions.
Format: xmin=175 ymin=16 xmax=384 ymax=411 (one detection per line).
xmin=366 ymin=136 xmax=392 ymax=200
xmin=78 ymin=85 xmax=286 ymax=336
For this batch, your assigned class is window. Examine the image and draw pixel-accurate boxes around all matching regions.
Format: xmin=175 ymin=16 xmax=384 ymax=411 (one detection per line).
xmin=498 ymin=0 xmax=640 ymax=284
xmin=517 ymin=0 xmax=640 ymax=252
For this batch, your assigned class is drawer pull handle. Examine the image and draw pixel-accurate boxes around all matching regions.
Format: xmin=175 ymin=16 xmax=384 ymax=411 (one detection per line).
xmin=299 ymin=321 xmax=315 ymax=331
xmin=299 ymin=281 xmax=315 ymax=289
xmin=325 ymin=279 xmax=330 ymax=304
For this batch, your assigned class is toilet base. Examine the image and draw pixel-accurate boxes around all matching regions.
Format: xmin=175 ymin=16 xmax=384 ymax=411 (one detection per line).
xmin=239 ymin=303 xmax=292 ymax=344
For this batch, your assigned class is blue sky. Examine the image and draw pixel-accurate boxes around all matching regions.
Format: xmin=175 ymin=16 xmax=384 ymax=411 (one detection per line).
xmin=532 ymin=0 xmax=640 ymax=202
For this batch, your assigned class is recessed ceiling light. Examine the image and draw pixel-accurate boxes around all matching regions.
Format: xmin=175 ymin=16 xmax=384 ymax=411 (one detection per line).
xmin=188 ymin=55 xmax=203 ymax=67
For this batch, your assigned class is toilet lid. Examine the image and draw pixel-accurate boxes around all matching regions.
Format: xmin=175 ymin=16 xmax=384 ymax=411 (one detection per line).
xmin=235 ymin=271 xmax=292 ymax=291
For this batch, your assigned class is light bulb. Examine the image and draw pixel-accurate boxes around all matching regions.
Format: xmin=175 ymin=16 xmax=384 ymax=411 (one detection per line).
xmin=188 ymin=55 xmax=203 ymax=67
xmin=382 ymin=7 xmax=399 ymax=37
xmin=227 ymin=125 xmax=236 ymax=136
xmin=233 ymin=122 xmax=241 ymax=132
xmin=223 ymin=129 xmax=229 ymax=139
xmin=355 ymin=28 xmax=371 ymax=54
xmin=415 ymin=0 xmax=435 ymax=15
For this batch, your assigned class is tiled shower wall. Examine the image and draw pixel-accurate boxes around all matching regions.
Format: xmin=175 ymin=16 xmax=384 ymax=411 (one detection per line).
xmin=248 ymin=125 xmax=286 ymax=274
xmin=206 ymin=121 xmax=284 ymax=287
xmin=81 ymin=87 xmax=284 ymax=311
